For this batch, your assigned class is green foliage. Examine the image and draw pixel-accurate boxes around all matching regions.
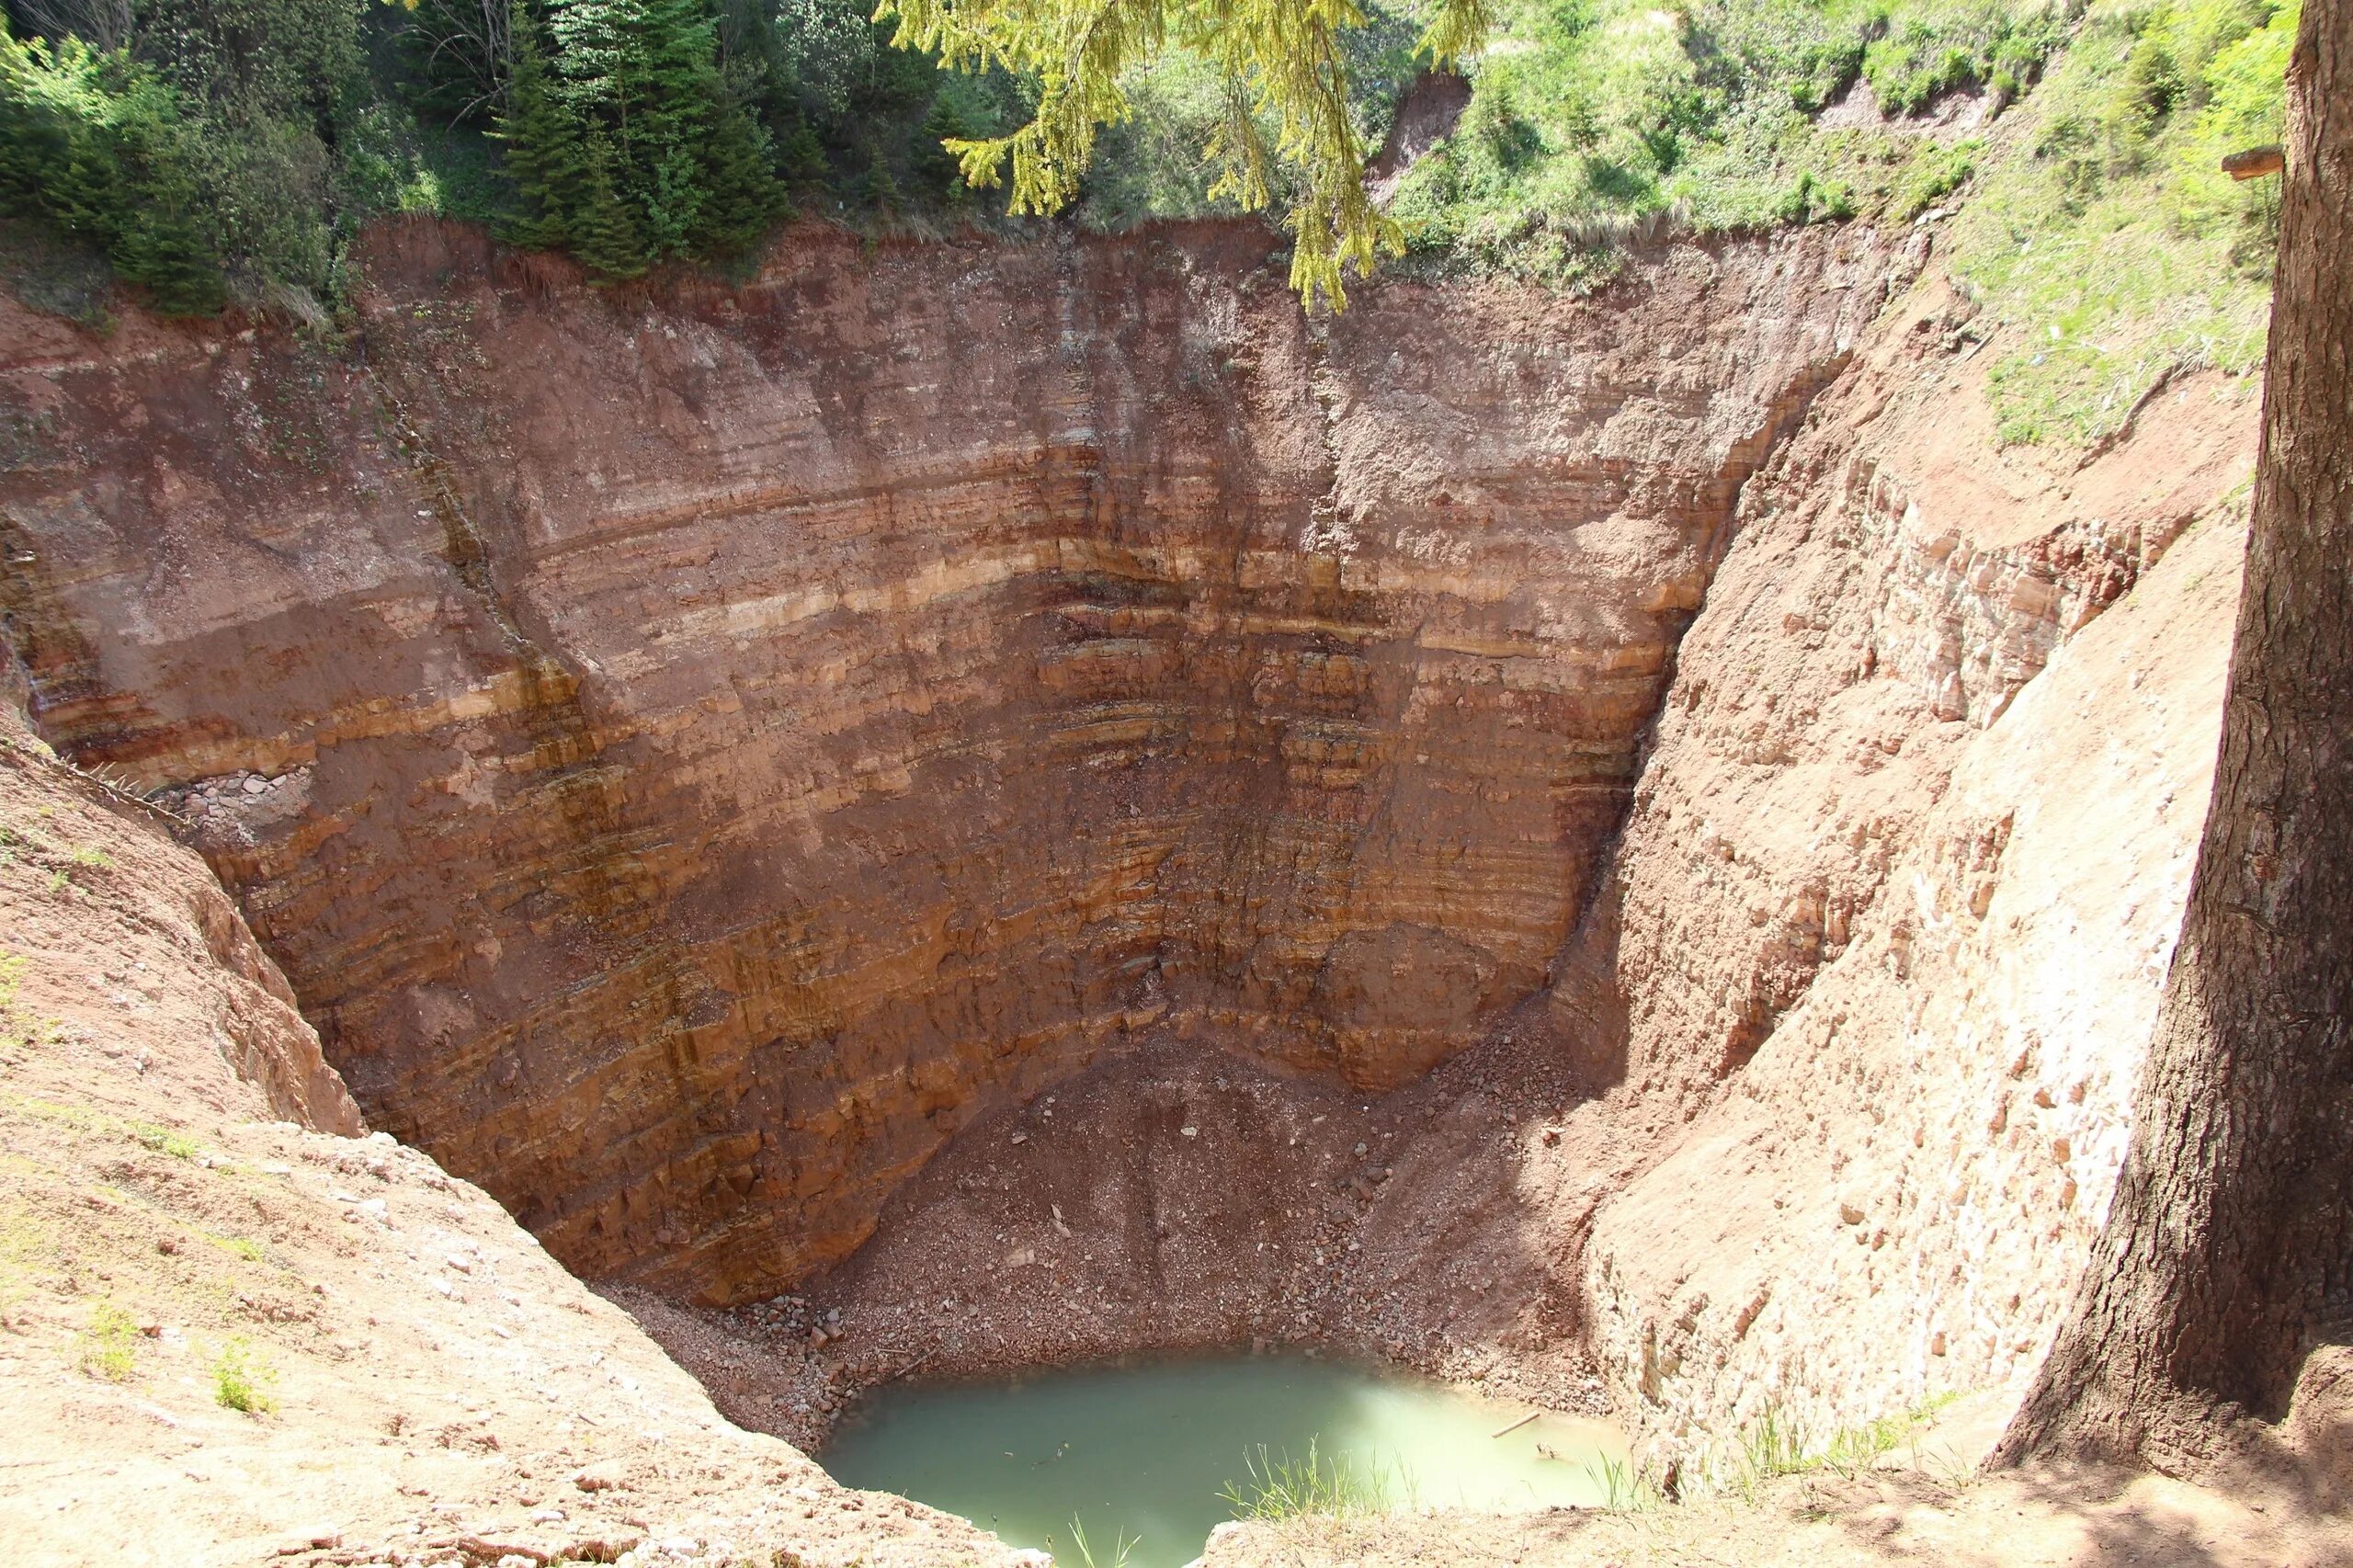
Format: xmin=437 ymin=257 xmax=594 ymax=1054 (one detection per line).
xmin=1889 ymin=133 xmax=1979 ymax=218
xmin=394 ymin=0 xmax=517 ymax=128
xmin=1071 ymin=1 xmax=1420 ymax=234
xmin=130 ymin=0 xmax=369 ymax=304
xmin=1677 ymin=1394 xmax=1961 ymax=1501
xmin=497 ymin=0 xmax=787 ymax=277
xmin=210 ymin=1335 xmax=276 ymax=1412
xmin=1584 ymin=1451 xmax=1668 ymax=1510
xmin=131 ymin=1121 xmax=201 ymax=1159
xmin=1943 ymin=0 xmax=2292 ymax=442
xmin=0 ymin=0 xmax=2296 ymax=408
xmin=1377 ymin=0 xmax=2068 ymax=277
xmin=1859 ymin=0 xmax=2068 ymax=114
xmin=1217 ymin=1438 xmax=1401 ymax=1519
xmin=875 ymin=0 xmax=1492 ymax=307
xmin=0 ymin=23 xmax=226 ymax=312
xmin=79 ymin=1300 xmax=140 ymax=1381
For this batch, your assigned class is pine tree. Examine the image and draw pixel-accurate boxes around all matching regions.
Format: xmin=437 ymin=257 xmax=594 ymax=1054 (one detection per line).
xmin=497 ymin=0 xmax=781 ymax=278
xmin=689 ymin=85 xmax=784 ymax=258
xmin=567 ymin=126 xmax=651 ymax=277
xmin=494 ymin=6 xmax=582 ymax=251
xmin=0 ymin=24 xmax=225 ymax=314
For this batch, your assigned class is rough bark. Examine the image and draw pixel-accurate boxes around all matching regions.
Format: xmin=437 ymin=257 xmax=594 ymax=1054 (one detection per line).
xmin=1997 ymin=0 xmax=2353 ymax=1469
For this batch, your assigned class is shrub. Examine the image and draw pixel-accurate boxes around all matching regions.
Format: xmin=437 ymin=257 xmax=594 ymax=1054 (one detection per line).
xmin=79 ymin=1301 xmax=139 ymax=1381
xmin=0 ymin=24 xmax=226 ymax=313
xmin=211 ymin=1336 xmax=276 ymax=1412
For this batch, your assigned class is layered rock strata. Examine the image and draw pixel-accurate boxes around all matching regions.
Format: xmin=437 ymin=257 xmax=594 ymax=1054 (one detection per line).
xmin=688 ymin=278 xmax=2259 ymax=1464
xmin=0 ymin=221 xmax=1895 ymax=1302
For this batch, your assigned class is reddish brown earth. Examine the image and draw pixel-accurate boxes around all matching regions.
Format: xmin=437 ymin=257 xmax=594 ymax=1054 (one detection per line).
xmin=0 ymin=218 xmax=1895 ymax=1307
xmin=676 ymin=272 xmax=2268 ymax=1482
xmin=7 ymin=215 xmax=2349 ymax=1568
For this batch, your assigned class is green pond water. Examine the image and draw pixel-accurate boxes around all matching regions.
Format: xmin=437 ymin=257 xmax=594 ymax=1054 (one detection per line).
xmin=820 ymin=1353 xmax=1627 ymax=1568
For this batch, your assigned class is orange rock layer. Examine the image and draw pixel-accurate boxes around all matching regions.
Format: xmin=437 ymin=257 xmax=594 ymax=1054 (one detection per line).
xmin=0 ymin=220 xmax=1895 ymax=1302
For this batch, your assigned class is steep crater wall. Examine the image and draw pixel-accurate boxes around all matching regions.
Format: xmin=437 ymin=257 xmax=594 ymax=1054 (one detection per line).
xmin=0 ymin=220 xmax=1895 ymax=1304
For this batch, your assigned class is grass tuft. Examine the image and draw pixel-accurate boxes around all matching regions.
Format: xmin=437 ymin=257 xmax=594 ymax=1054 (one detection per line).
xmin=210 ymin=1336 xmax=277 ymax=1413
xmin=1063 ymin=1517 xmax=1140 ymax=1568
xmin=79 ymin=1301 xmax=140 ymax=1381
xmin=1218 ymin=1437 xmax=1402 ymax=1520
xmin=131 ymin=1123 xmax=202 ymax=1161
xmin=1585 ymin=1450 xmax=1670 ymax=1511
xmin=1711 ymin=1393 xmax=1961 ymax=1500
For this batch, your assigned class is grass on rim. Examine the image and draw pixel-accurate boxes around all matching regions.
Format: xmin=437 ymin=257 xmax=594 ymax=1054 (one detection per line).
xmin=1942 ymin=0 xmax=2294 ymax=445
xmin=1063 ymin=1517 xmax=1141 ymax=1568
xmin=1585 ymin=1393 xmax=1965 ymax=1509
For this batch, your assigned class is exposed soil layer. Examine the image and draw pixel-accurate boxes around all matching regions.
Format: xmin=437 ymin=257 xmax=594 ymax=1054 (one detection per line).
xmin=0 ymin=219 xmax=1895 ymax=1308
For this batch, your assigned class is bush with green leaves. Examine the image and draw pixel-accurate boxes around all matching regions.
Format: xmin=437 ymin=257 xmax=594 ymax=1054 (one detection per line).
xmin=210 ymin=1335 xmax=276 ymax=1412
xmin=0 ymin=22 xmax=224 ymax=312
xmin=79 ymin=1301 xmax=141 ymax=1381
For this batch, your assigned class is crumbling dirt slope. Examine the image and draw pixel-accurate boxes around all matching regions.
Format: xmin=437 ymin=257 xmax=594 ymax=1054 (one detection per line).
xmin=1556 ymin=271 xmax=2267 ymax=1458
xmin=0 ymin=697 xmax=1017 ymax=1565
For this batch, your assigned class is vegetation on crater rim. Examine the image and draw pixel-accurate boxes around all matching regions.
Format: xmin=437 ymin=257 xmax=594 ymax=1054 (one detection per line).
xmin=0 ymin=0 xmax=2295 ymax=438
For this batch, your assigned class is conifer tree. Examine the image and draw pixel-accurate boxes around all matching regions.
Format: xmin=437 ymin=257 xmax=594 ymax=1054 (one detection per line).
xmin=496 ymin=0 xmax=781 ymax=277
xmin=495 ymin=6 xmax=582 ymax=250
xmin=0 ymin=23 xmax=225 ymax=313
xmin=690 ymin=86 xmax=786 ymax=257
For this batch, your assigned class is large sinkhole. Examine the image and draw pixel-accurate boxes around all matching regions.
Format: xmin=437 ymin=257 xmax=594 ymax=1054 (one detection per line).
xmin=4 ymin=221 xmax=1893 ymax=1319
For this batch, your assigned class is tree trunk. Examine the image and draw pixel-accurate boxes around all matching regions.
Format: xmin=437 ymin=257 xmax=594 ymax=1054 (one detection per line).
xmin=1997 ymin=0 xmax=2353 ymax=1470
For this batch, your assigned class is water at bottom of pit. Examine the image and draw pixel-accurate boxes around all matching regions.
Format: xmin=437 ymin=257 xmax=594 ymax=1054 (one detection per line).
xmin=820 ymin=1351 xmax=1627 ymax=1568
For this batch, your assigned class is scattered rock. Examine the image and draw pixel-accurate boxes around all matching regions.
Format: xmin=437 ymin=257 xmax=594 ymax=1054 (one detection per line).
xmin=574 ymin=1462 xmax=624 ymax=1494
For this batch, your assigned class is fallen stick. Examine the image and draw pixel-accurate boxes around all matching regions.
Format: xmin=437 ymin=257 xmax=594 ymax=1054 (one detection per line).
xmin=1490 ymin=1411 xmax=1540 ymax=1439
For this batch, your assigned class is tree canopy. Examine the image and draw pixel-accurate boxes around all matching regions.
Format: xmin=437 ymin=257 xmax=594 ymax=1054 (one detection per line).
xmin=874 ymin=0 xmax=1490 ymax=305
